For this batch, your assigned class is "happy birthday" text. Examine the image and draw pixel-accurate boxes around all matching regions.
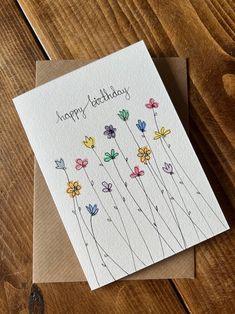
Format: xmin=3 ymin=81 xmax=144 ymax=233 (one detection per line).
xmin=56 ymin=85 xmax=130 ymax=124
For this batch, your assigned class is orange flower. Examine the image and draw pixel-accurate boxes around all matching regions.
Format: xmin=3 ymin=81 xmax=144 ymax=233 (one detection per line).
xmin=66 ymin=181 xmax=81 ymax=198
xmin=137 ymin=146 xmax=151 ymax=164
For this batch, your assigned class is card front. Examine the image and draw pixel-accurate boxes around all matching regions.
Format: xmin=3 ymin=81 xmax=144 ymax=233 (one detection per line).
xmin=14 ymin=41 xmax=229 ymax=289
xmin=33 ymin=59 xmax=194 ymax=283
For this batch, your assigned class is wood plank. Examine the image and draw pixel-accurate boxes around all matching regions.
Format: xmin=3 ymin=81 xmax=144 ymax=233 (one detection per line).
xmin=0 ymin=0 xmax=45 ymax=313
xmin=0 ymin=2 xmax=188 ymax=314
xmin=16 ymin=0 xmax=235 ymax=313
xmin=174 ymin=121 xmax=235 ymax=313
xmin=0 ymin=0 xmax=44 ymax=313
xmin=18 ymin=0 xmax=235 ymax=204
xmin=38 ymin=281 xmax=187 ymax=313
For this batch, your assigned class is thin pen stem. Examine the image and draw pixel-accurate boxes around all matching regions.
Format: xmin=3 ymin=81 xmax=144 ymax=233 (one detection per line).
xmin=117 ymin=127 xmax=185 ymax=250
xmin=75 ymin=198 xmax=129 ymax=275
xmin=90 ymin=216 xmax=115 ymax=281
xmin=110 ymin=191 xmax=136 ymax=270
xmin=171 ymin=175 xmax=200 ymax=241
xmin=147 ymin=163 xmax=186 ymax=248
xmin=83 ymin=167 xmax=140 ymax=262
xmin=91 ymin=149 xmax=147 ymax=267
xmin=125 ymin=121 xmax=140 ymax=148
xmin=72 ymin=198 xmax=100 ymax=286
xmin=162 ymin=137 xmax=227 ymax=229
xmin=62 ymin=168 xmax=99 ymax=286
xmin=114 ymin=138 xmax=177 ymax=252
xmin=147 ymin=162 xmax=207 ymax=239
xmin=139 ymin=177 xmax=165 ymax=257
xmin=112 ymin=159 xmax=154 ymax=263
xmin=152 ymin=110 xmax=219 ymax=232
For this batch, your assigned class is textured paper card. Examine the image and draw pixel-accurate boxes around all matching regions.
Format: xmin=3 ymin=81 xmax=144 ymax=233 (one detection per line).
xmin=14 ymin=41 xmax=229 ymax=290
xmin=33 ymin=59 xmax=194 ymax=283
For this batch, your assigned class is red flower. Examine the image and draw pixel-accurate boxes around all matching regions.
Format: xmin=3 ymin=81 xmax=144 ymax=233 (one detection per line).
xmin=75 ymin=158 xmax=88 ymax=170
xmin=145 ymin=98 xmax=159 ymax=109
xmin=130 ymin=166 xmax=145 ymax=178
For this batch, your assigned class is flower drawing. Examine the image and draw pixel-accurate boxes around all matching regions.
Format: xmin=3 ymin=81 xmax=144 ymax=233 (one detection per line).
xmin=118 ymin=109 xmax=129 ymax=121
xmin=145 ymin=98 xmax=159 ymax=109
xmin=66 ymin=181 xmax=81 ymax=197
xmin=104 ymin=149 xmax=119 ymax=162
xmin=136 ymin=120 xmax=146 ymax=133
xmin=154 ymin=127 xmax=171 ymax=140
xmin=83 ymin=136 xmax=95 ymax=148
xmin=130 ymin=166 xmax=145 ymax=178
xmin=162 ymin=162 xmax=174 ymax=175
xmin=75 ymin=158 xmax=88 ymax=170
xmin=55 ymin=158 xmax=66 ymax=170
xmin=104 ymin=125 xmax=117 ymax=139
xmin=102 ymin=181 xmax=112 ymax=192
xmin=86 ymin=204 xmax=99 ymax=216
xmin=137 ymin=146 xmax=151 ymax=164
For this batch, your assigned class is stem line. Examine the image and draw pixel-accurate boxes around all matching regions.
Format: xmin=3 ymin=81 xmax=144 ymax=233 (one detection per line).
xmin=83 ymin=167 xmax=142 ymax=264
xmin=75 ymin=198 xmax=129 ymax=275
xmin=72 ymin=199 xmax=100 ymax=286
xmin=90 ymin=216 xmax=115 ymax=281
xmin=112 ymin=159 xmax=154 ymax=263
xmin=110 ymin=191 xmax=136 ymax=270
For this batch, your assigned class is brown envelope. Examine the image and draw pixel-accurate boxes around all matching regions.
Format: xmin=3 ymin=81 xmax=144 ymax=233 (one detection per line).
xmin=33 ymin=59 xmax=194 ymax=283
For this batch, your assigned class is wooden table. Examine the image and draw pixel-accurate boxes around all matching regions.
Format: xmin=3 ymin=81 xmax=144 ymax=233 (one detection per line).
xmin=0 ymin=1 xmax=234 ymax=313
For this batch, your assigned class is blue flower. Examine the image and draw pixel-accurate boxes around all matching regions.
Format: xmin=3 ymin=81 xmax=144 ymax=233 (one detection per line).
xmin=55 ymin=158 xmax=66 ymax=170
xmin=136 ymin=120 xmax=146 ymax=133
xmin=86 ymin=204 xmax=99 ymax=216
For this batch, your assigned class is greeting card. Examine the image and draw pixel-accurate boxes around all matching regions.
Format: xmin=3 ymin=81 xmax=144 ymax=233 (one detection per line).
xmin=13 ymin=41 xmax=229 ymax=290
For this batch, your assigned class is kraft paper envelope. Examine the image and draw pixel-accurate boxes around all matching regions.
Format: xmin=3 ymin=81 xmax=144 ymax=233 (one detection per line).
xmin=33 ymin=58 xmax=195 ymax=283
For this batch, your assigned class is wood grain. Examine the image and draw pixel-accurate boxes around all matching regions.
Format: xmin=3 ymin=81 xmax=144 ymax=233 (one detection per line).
xmin=16 ymin=0 xmax=235 ymax=312
xmin=0 ymin=2 xmax=189 ymax=313
xmin=1 ymin=0 xmax=234 ymax=312
xmin=18 ymin=0 xmax=235 ymax=204
xmin=0 ymin=0 xmax=45 ymax=313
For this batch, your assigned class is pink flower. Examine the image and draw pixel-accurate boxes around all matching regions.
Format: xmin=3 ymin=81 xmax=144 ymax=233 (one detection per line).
xmin=145 ymin=98 xmax=159 ymax=109
xmin=130 ymin=166 xmax=145 ymax=178
xmin=75 ymin=158 xmax=88 ymax=170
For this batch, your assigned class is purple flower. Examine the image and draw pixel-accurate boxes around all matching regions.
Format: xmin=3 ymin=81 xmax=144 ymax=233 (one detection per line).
xmin=102 ymin=181 xmax=112 ymax=192
xmin=104 ymin=125 xmax=117 ymax=139
xmin=162 ymin=162 xmax=174 ymax=175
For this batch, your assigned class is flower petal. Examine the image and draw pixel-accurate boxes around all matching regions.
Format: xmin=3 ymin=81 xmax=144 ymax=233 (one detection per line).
xmin=164 ymin=129 xmax=171 ymax=136
xmin=102 ymin=181 xmax=108 ymax=188
xmin=75 ymin=158 xmax=83 ymax=165
xmin=134 ymin=166 xmax=139 ymax=174
xmin=75 ymin=164 xmax=82 ymax=170
xmin=82 ymin=159 xmax=88 ymax=167
xmin=104 ymin=156 xmax=111 ymax=162
xmin=130 ymin=172 xmax=137 ymax=178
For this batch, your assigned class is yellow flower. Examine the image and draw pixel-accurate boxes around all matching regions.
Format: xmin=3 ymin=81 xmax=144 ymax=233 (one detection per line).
xmin=154 ymin=127 xmax=171 ymax=140
xmin=66 ymin=181 xmax=81 ymax=198
xmin=137 ymin=146 xmax=151 ymax=164
xmin=83 ymin=136 xmax=95 ymax=149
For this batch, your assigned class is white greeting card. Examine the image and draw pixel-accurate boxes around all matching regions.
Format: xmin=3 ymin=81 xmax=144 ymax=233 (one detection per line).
xmin=13 ymin=41 xmax=229 ymax=290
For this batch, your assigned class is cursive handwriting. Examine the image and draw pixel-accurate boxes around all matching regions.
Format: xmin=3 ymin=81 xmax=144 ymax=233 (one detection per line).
xmin=56 ymin=85 xmax=130 ymax=124
xmin=56 ymin=86 xmax=131 ymax=123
